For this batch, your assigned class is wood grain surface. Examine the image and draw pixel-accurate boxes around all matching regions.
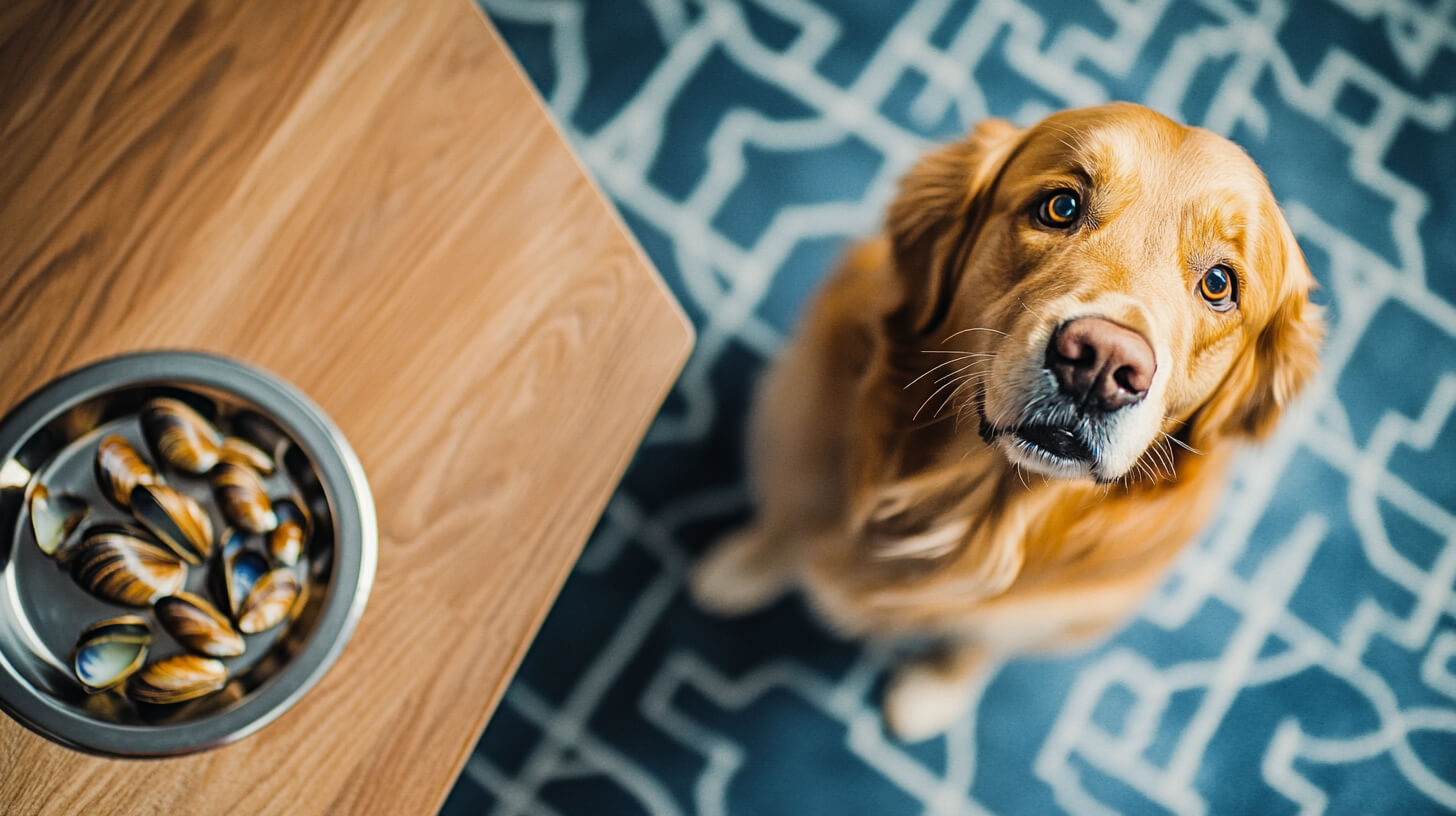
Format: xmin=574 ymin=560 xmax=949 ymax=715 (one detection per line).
xmin=0 ymin=0 xmax=691 ymax=813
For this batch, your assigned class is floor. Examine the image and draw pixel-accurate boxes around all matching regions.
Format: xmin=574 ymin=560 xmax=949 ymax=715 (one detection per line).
xmin=443 ymin=1 xmax=1456 ymax=813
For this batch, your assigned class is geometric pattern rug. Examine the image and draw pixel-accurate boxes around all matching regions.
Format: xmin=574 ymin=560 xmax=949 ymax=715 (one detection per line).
xmin=442 ymin=1 xmax=1456 ymax=813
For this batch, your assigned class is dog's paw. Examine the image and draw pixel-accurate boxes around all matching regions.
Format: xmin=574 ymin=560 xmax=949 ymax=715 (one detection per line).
xmin=882 ymin=659 xmax=975 ymax=742
xmin=688 ymin=528 xmax=791 ymax=617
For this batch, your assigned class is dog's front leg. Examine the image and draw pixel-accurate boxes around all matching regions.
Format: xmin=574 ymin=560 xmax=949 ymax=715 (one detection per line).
xmin=688 ymin=523 xmax=800 ymax=616
xmin=879 ymin=641 xmax=995 ymax=743
xmin=882 ymin=640 xmax=996 ymax=742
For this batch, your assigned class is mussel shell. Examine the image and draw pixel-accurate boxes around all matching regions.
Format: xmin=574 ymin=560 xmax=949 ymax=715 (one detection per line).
xmin=126 ymin=654 xmax=227 ymax=705
xmin=29 ymin=484 xmax=88 ymax=557
xmin=72 ymin=615 xmax=151 ymax=693
xmin=140 ymin=397 xmax=222 ymax=475
xmin=216 ymin=527 xmax=270 ymax=616
xmin=268 ymin=498 xmax=309 ymax=566
xmin=130 ymin=483 xmax=213 ymax=565
xmin=155 ymin=592 xmax=244 ymax=657
xmin=268 ymin=521 xmax=305 ymax=568
xmin=211 ymin=462 xmax=277 ymax=533
xmin=229 ymin=410 xmax=292 ymax=467
xmin=237 ymin=568 xmax=300 ymax=634
xmin=219 ymin=436 xmax=275 ymax=475
xmin=94 ymin=435 xmax=158 ymax=509
xmin=67 ymin=524 xmax=187 ymax=607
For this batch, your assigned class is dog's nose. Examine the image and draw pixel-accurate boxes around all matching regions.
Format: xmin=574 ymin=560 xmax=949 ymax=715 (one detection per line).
xmin=1046 ymin=317 xmax=1155 ymax=412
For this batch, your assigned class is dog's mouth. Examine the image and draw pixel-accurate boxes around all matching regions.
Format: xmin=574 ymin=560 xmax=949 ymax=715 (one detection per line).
xmin=1009 ymin=423 xmax=1094 ymax=462
xmin=976 ymin=392 xmax=1098 ymax=477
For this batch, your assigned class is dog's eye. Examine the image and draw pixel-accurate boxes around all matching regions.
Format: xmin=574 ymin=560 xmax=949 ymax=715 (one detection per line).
xmin=1199 ymin=265 xmax=1237 ymax=311
xmin=1036 ymin=190 xmax=1080 ymax=228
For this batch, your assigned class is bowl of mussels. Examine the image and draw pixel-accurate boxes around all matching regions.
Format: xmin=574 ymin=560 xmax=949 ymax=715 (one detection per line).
xmin=0 ymin=351 xmax=376 ymax=756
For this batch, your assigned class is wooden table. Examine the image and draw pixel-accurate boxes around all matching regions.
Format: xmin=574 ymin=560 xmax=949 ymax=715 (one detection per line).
xmin=0 ymin=1 xmax=691 ymax=813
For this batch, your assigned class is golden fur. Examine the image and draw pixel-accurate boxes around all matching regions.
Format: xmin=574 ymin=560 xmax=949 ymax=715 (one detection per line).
xmin=690 ymin=103 xmax=1323 ymax=740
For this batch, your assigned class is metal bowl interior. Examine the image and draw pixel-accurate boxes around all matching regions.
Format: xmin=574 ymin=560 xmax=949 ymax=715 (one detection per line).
xmin=0 ymin=352 xmax=375 ymax=756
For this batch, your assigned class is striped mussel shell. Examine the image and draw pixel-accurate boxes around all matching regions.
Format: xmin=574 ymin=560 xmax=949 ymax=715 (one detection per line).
xmin=218 ymin=436 xmax=275 ymax=475
xmin=65 ymin=524 xmax=187 ymax=607
xmin=29 ymin=483 xmax=88 ymax=557
xmin=130 ymin=482 xmax=213 ymax=565
xmin=126 ymin=654 xmax=227 ymax=705
xmin=211 ymin=461 xmax=277 ymax=534
xmin=72 ymin=615 xmax=152 ymax=693
xmin=216 ymin=527 xmax=270 ymax=616
xmin=268 ymin=498 xmax=309 ymax=567
xmin=94 ymin=435 xmax=159 ymax=509
xmin=139 ymin=397 xmax=222 ymax=475
xmin=237 ymin=568 xmax=300 ymax=634
xmin=154 ymin=592 xmax=244 ymax=658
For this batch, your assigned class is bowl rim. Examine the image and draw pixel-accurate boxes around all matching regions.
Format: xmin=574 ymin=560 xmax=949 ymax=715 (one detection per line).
xmin=0 ymin=350 xmax=376 ymax=757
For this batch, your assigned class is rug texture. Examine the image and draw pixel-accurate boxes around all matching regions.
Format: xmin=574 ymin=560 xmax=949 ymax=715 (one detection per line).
xmin=442 ymin=1 xmax=1456 ymax=813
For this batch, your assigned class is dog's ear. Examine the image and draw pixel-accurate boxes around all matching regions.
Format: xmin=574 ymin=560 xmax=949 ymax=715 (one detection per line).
xmin=1190 ymin=214 xmax=1324 ymax=447
xmin=885 ymin=118 xmax=1022 ymax=340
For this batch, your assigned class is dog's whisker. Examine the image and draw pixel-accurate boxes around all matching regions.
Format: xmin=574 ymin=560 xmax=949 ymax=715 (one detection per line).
xmin=937 ymin=366 xmax=993 ymax=386
xmin=1018 ymin=298 xmax=1050 ymax=323
xmin=1155 ymin=447 xmax=1173 ymax=481
xmin=955 ymin=401 xmax=980 ymax=433
xmin=937 ymin=371 xmax=993 ymax=418
xmin=954 ymin=386 xmax=986 ymax=432
xmin=936 ymin=389 xmax=961 ymax=418
xmin=1142 ymin=442 xmax=1167 ymax=481
xmin=939 ymin=370 xmax=992 ymax=417
xmin=1161 ymin=430 xmax=1203 ymax=456
xmin=1152 ymin=443 xmax=1174 ymax=481
xmin=914 ymin=373 xmax=979 ymax=422
xmin=1140 ymin=434 xmax=1181 ymax=483
xmin=940 ymin=326 xmax=1008 ymax=344
xmin=931 ymin=358 xmax=993 ymax=379
xmin=904 ymin=354 xmax=985 ymax=389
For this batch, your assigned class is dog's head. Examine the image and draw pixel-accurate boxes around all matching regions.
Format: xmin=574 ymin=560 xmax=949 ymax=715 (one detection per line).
xmin=886 ymin=103 xmax=1322 ymax=482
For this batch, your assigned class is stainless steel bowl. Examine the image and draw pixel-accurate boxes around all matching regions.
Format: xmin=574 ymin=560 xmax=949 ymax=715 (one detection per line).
xmin=0 ymin=351 xmax=376 ymax=756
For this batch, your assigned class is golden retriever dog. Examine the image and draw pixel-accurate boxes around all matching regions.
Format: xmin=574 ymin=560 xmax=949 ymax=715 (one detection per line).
xmin=689 ymin=102 xmax=1323 ymax=740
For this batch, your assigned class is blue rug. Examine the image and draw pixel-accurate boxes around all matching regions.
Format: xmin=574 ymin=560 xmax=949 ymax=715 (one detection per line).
xmin=443 ymin=1 xmax=1456 ymax=813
